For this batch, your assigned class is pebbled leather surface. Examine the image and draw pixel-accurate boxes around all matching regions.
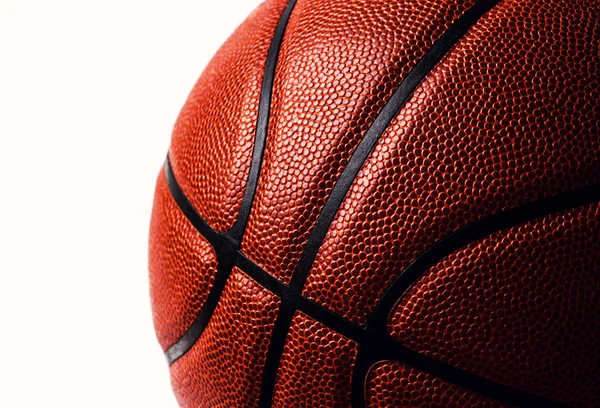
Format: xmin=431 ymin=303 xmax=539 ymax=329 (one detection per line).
xmin=149 ymin=170 xmax=218 ymax=350
xmin=169 ymin=268 xmax=280 ymax=408
xmin=151 ymin=0 xmax=600 ymax=406
xmin=389 ymin=203 xmax=600 ymax=407
xmin=241 ymin=0 xmax=477 ymax=283
xmin=168 ymin=0 xmax=289 ymax=232
xmin=366 ymin=362 xmax=510 ymax=407
xmin=272 ymin=312 xmax=358 ymax=407
xmin=305 ymin=0 xmax=600 ymax=325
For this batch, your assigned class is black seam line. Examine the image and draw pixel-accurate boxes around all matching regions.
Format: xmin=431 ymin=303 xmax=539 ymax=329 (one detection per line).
xmin=163 ymin=0 xmax=297 ymax=365
xmin=289 ymin=0 xmax=503 ymax=295
xmin=164 ymin=152 xmax=587 ymax=407
xmin=164 ymin=263 xmax=232 ymax=364
xmin=237 ymin=253 xmax=287 ymax=298
xmin=162 ymin=0 xmax=583 ymax=404
xmin=228 ymin=0 xmax=298 ymax=243
xmin=238 ymin=253 xmax=365 ymax=341
xmin=259 ymin=1 xmax=501 ymax=406
xmin=164 ymin=158 xmax=238 ymax=365
xmin=164 ymin=152 xmax=361 ymax=364
xmin=239 ymin=240 xmax=570 ymax=408
xmin=351 ymin=333 xmax=570 ymax=408
xmin=366 ymin=182 xmax=600 ymax=332
xmin=258 ymin=307 xmax=294 ymax=408
xmin=350 ymin=185 xmax=600 ymax=408
xmin=163 ymin=158 xmax=221 ymax=248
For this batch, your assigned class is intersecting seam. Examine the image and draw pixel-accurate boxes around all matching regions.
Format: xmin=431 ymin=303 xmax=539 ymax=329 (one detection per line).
xmin=160 ymin=0 xmax=591 ymax=406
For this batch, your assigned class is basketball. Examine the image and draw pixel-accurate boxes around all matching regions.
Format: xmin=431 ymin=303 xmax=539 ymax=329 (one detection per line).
xmin=149 ymin=0 xmax=600 ymax=406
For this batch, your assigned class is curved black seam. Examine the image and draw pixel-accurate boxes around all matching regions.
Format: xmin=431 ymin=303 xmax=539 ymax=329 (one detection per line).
xmin=289 ymin=0 xmax=503 ymax=295
xmin=237 ymin=253 xmax=288 ymax=298
xmin=350 ymin=184 xmax=600 ymax=407
xmin=228 ymin=0 xmax=299 ymax=243
xmin=163 ymin=0 xmax=297 ymax=365
xmin=238 ymin=252 xmax=365 ymax=342
xmin=259 ymin=1 xmax=502 ymax=406
xmin=351 ymin=332 xmax=570 ymax=408
xmin=238 ymin=218 xmax=577 ymax=408
xmin=366 ymin=182 xmax=600 ymax=331
xmin=163 ymin=158 xmax=221 ymax=248
xmin=164 ymin=263 xmax=232 ymax=364
xmin=164 ymin=158 xmax=238 ymax=364
xmin=166 ymin=151 xmax=592 ymax=406
xmin=258 ymin=302 xmax=296 ymax=407
xmin=161 ymin=0 xmax=589 ymax=405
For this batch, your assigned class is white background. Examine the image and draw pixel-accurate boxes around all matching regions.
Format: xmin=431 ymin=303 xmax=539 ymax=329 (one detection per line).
xmin=0 ymin=0 xmax=263 ymax=406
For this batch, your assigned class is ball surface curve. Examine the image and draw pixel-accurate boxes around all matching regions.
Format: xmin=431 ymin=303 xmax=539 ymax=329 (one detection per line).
xmin=149 ymin=0 xmax=600 ymax=407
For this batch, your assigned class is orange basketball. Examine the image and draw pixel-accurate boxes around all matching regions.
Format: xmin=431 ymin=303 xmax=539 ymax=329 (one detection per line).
xmin=149 ymin=0 xmax=600 ymax=406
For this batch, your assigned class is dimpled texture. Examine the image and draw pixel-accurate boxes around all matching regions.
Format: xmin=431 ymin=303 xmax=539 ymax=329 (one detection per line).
xmin=149 ymin=170 xmax=218 ymax=350
xmin=170 ymin=269 xmax=280 ymax=408
xmin=242 ymin=0 xmax=477 ymax=283
xmin=305 ymin=0 xmax=600 ymax=324
xmin=272 ymin=312 xmax=358 ymax=407
xmin=168 ymin=0 xmax=288 ymax=232
xmin=366 ymin=362 xmax=509 ymax=407
xmin=154 ymin=0 xmax=600 ymax=406
xmin=389 ymin=203 xmax=600 ymax=407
